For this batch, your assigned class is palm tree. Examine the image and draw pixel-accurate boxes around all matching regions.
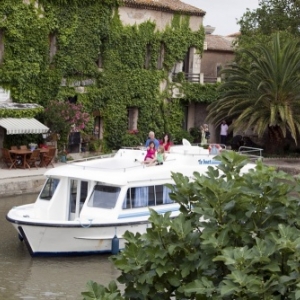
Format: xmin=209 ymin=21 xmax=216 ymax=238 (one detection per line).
xmin=206 ymin=33 xmax=300 ymax=153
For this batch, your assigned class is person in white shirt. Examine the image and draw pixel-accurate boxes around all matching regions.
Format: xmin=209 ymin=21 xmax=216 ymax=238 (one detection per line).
xmin=220 ymin=120 xmax=228 ymax=145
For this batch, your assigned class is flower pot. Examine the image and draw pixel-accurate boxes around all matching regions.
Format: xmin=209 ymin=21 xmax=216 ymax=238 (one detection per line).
xmin=60 ymin=155 xmax=67 ymax=163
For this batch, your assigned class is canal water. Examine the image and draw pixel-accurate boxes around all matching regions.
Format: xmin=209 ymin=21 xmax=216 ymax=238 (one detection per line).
xmin=0 ymin=194 xmax=120 ymax=300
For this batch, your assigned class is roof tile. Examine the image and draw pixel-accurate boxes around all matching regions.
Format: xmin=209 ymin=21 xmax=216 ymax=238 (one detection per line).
xmin=122 ymin=0 xmax=205 ymax=16
xmin=205 ymin=35 xmax=235 ymax=52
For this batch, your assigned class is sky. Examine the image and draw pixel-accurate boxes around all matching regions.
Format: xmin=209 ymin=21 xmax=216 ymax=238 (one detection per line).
xmin=181 ymin=0 xmax=260 ymax=36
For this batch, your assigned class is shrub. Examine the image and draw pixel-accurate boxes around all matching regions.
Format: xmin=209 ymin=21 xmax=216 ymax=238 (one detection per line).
xmin=121 ymin=133 xmax=143 ymax=148
xmin=172 ymin=129 xmax=193 ymax=145
xmin=189 ymin=126 xmax=201 ymax=143
xmin=88 ymin=139 xmax=101 ymax=152
xmin=82 ymin=151 xmax=300 ymax=299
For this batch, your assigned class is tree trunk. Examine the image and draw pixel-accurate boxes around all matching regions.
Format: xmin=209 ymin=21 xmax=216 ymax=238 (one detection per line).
xmin=266 ymin=125 xmax=284 ymax=155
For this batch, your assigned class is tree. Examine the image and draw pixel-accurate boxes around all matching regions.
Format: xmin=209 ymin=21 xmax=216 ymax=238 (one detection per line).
xmin=235 ymin=0 xmax=300 ymax=67
xmin=82 ymin=151 xmax=300 ymax=299
xmin=238 ymin=0 xmax=300 ymax=37
xmin=206 ymin=33 xmax=300 ymax=154
xmin=44 ymin=100 xmax=90 ymax=149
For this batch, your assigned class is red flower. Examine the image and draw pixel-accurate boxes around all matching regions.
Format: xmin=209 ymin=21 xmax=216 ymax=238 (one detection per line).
xmin=128 ymin=129 xmax=139 ymax=135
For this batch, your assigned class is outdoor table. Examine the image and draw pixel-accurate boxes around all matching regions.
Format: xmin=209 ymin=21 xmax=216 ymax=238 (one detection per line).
xmin=9 ymin=149 xmax=32 ymax=169
xmin=9 ymin=148 xmax=49 ymax=169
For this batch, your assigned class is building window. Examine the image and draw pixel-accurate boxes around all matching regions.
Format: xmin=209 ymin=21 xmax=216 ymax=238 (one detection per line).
xmin=0 ymin=30 xmax=4 ymax=65
xmin=94 ymin=115 xmax=103 ymax=139
xmin=49 ymin=33 xmax=57 ymax=63
xmin=182 ymin=105 xmax=188 ymax=130
xmin=144 ymin=44 xmax=151 ymax=69
xmin=157 ymin=43 xmax=165 ymax=69
xmin=217 ymin=64 xmax=222 ymax=77
xmin=96 ymin=54 xmax=103 ymax=69
xmin=128 ymin=107 xmax=138 ymax=131
xmin=182 ymin=47 xmax=191 ymax=74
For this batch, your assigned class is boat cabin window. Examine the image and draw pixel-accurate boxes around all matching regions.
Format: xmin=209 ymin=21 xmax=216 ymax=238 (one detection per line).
xmin=69 ymin=180 xmax=88 ymax=213
xmin=40 ymin=178 xmax=60 ymax=200
xmin=87 ymin=185 xmax=120 ymax=209
xmin=123 ymin=185 xmax=173 ymax=209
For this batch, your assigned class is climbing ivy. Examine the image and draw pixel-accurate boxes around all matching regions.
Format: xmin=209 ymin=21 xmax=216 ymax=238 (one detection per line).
xmin=0 ymin=106 xmax=44 ymax=118
xmin=182 ymin=82 xmax=221 ymax=103
xmin=0 ymin=0 xmax=206 ymax=150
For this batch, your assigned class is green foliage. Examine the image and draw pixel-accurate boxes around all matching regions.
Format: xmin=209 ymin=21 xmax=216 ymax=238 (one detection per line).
xmin=121 ymin=133 xmax=143 ymax=148
xmin=44 ymin=100 xmax=90 ymax=148
xmin=238 ymin=0 xmax=300 ymax=37
xmin=236 ymin=0 xmax=299 ymax=66
xmin=0 ymin=107 xmax=44 ymax=118
xmin=82 ymin=151 xmax=300 ymax=299
xmin=0 ymin=0 xmax=205 ymax=152
xmin=172 ymin=128 xmax=193 ymax=145
xmin=82 ymin=280 xmax=122 ymax=300
xmin=182 ymin=82 xmax=221 ymax=103
xmin=189 ymin=126 xmax=201 ymax=143
xmin=207 ymin=33 xmax=300 ymax=153
xmin=4 ymin=133 xmax=43 ymax=149
xmin=88 ymin=138 xmax=101 ymax=152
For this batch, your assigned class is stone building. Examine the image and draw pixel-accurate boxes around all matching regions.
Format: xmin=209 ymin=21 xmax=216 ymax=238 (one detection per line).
xmin=0 ymin=0 xmax=235 ymax=149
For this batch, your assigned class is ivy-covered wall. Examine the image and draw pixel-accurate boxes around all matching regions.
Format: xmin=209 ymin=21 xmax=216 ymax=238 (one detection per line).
xmin=0 ymin=0 xmax=206 ymax=150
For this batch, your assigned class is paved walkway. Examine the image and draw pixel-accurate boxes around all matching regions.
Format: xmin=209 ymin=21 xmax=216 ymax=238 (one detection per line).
xmin=263 ymin=158 xmax=300 ymax=175
xmin=0 ymin=161 xmax=65 ymax=181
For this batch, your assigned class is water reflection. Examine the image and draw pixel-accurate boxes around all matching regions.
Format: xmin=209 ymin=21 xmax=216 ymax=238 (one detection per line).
xmin=0 ymin=194 xmax=120 ymax=300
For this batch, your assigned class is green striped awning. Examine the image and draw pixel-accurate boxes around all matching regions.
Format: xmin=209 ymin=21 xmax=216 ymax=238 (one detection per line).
xmin=0 ymin=118 xmax=49 ymax=135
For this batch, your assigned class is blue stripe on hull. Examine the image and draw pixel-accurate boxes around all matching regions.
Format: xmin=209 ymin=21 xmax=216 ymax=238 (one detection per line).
xmin=118 ymin=207 xmax=178 ymax=219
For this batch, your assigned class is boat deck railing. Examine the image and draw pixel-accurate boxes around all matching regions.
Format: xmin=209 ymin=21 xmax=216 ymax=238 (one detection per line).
xmin=67 ymin=153 xmax=114 ymax=164
xmin=191 ymin=143 xmax=227 ymax=150
xmin=68 ymin=157 xmax=177 ymax=172
xmin=238 ymin=146 xmax=264 ymax=161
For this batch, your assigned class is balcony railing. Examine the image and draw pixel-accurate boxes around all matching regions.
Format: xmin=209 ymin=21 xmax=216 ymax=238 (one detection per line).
xmin=185 ymin=73 xmax=201 ymax=82
xmin=172 ymin=72 xmax=220 ymax=84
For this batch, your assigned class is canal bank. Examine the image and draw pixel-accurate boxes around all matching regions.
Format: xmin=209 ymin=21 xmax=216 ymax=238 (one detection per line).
xmin=0 ymin=157 xmax=299 ymax=197
xmin=0 ymin=161 xmax=65 ymax=196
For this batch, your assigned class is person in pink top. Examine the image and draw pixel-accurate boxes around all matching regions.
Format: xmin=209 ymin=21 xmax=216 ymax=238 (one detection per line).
xmin=143 ymin=141 xmax=156 ymax=164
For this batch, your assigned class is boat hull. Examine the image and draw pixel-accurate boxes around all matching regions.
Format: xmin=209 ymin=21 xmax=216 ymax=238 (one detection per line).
xmin=7 ymin=217 xmax=150 ymax=256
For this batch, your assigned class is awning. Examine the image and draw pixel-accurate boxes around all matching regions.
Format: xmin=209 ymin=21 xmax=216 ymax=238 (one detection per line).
xmin=0 ymin=118 xmax=49 ymax=135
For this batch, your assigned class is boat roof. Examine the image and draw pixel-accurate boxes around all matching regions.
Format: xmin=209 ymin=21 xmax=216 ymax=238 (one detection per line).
xmin=44 ymin=147 xmax=256 ymax=186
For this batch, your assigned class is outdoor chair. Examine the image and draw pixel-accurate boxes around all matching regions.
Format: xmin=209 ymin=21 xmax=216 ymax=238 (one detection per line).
xmin=20 ymin=145 xmax=28 ymax=150
xmin=2 ymin=148 xmax=17 ymax=169
xmin=10 ymin=146 xmax=22 ymax=165
xmin=41 ymin=147 xmax=56 ymax=168
xmin=27 ymin=149 xmax=40 ymax=169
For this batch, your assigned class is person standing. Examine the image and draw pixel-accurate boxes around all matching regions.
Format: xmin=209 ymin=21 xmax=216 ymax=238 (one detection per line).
xmin=204 ymin=124 xmax=210 ymax=144
xmin=220 ymin=120 xmax=228 ymax=145
xmin=145 ymin=131 xmax=160 ymax=149
xmin=200 ymin=126 xmax=206 ymax=145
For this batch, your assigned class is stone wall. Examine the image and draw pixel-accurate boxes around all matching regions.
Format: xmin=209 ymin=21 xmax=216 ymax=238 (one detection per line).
xmin=0 ymin=176 xmax=44 ymax=196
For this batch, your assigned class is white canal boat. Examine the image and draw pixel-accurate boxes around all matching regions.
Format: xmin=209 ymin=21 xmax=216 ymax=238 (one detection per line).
xmin=6 ymin=144 xmax=257 ymax=256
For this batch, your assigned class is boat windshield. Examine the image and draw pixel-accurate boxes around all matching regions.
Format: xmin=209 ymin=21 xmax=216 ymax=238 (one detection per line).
xmin=87 ymin=185 xmax=120 ymax=209
xmin=40 ymin=178 xmax=60 ymax=200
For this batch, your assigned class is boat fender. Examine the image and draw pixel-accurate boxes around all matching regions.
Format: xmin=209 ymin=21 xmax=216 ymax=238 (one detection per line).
xmin=78 ymin=218 xmax=93 ymax=228
xmin=18 ymin=233 xmax=24 ymax=242
xmin=111 ymin=235 xmax=119 ymax=255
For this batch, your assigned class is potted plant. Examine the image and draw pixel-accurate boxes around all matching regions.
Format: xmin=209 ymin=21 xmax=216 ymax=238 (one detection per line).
xmin=28 ymin=143 xmax=37 ymax=151
xmin=58 ymin=149 xmax=68 ymax=163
